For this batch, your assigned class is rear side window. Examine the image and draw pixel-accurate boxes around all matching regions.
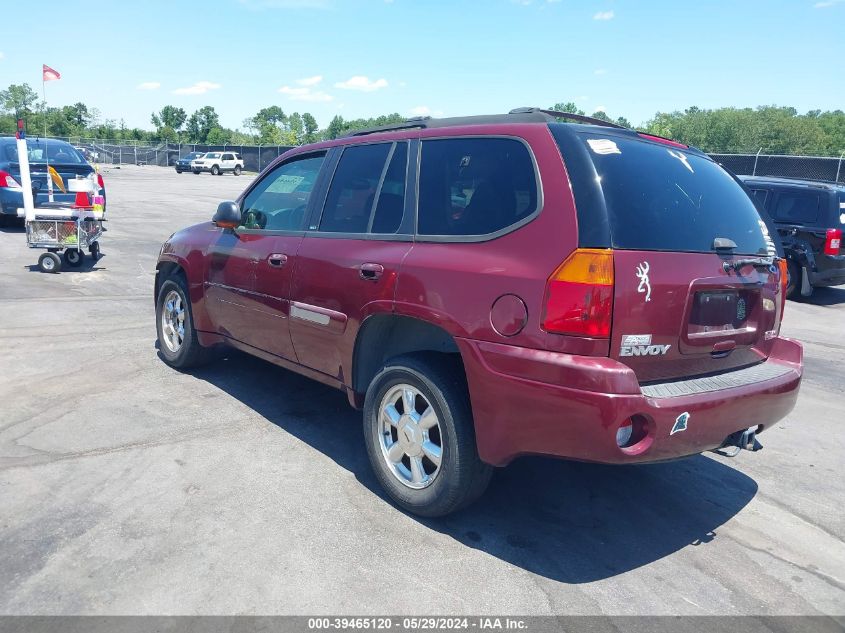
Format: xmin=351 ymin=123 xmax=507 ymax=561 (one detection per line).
xmin=417 ymin=138 xmax=538 ymax=237
xmin=320 ymin=143 xmax=392 ymax=233
xmin=570 ymin=132 xmax=768 ymax=255
xmin=771 ymin=191 xmax=820 ymax=224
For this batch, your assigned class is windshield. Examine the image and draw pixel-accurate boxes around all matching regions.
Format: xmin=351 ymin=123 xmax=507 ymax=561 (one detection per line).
xmin=573 ymin=132 xmax=768 ymax=255
xmin=3 ymin=141 xmax=86 ymax=165
xmin=185 ymin=152 xmax=203 ymax=159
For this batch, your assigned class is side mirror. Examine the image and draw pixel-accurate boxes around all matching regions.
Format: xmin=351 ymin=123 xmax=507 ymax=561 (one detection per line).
xmin=213 ymin=201 xmax=241 ymax=229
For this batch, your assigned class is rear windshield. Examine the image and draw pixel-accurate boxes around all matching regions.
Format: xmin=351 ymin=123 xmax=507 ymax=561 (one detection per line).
xmin=3 ymin=141 xmax=86 ymax=165
xmin=566 ymin=132 xmax=768 ymax=255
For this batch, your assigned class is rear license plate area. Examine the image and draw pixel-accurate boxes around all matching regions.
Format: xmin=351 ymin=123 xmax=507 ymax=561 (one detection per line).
xmin=688 ymin=290 xmax=753 ymax=335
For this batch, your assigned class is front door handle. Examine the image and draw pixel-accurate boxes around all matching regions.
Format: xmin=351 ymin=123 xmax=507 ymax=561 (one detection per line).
xmin=359 ymin=262 xmax=384 ymax=281
xmin=268 ymin=253 xmax=288 ymax=268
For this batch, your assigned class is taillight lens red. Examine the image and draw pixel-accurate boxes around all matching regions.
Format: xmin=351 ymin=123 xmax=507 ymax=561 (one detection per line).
xmin=96 ymin=173 xmax=105 ymax=190
xmin=542 ymin=249 xmax=614 ymax=337
xmin=0 ymin=170 xmax=22 ymax=189
xmin=824 ymin=228 xmax=842 ymax=256
xmin=777 ymin=258 xmax=788 ymax=315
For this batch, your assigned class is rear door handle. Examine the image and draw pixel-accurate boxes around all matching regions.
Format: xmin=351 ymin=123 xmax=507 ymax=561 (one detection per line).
xmin=359 ymin=262 xmax=384 ymax=281
xmin=268 ymin=253 xmax=288 ymax=268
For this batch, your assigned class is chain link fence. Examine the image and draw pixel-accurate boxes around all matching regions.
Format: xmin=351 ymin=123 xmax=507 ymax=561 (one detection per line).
xmin=2 ymin=136 xmax=294 ymax=173
xmin=710 ymin=150 xmax=845 ymax=183
xmin=5 ymin=135 xmax=845 ymax=183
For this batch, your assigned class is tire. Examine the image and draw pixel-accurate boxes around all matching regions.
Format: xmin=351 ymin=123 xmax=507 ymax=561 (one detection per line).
xmin=786 ymin=260 xmax=800 ymax=300
xmin=155 ymin=273 xmax=215 ymax=369
xmin=233 ymin=165 xmax=241 ymax=176
xmin=63 ymin=248 xmax=83 ymax=268
xmin=175 ymin=168 xmax=183 ymax=174
xmin=193 ymin=170 xmax=200 ymax=175
xmin=363 ymin=354 xmax=493 ymax=517
xmin=210 ymin=165 xmax=220 ymax=176
xmin=38 ymin=252 xmax=61 ymax=274
xmin=89 ymin=241 xmax=100 ymax=261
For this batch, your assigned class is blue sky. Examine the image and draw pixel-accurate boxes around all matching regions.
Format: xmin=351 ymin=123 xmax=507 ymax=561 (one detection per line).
xmin=1 ymin=0 xmax=843 ymax=131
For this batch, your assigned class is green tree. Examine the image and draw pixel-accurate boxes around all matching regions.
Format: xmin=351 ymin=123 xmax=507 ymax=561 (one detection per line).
xmin=151 ymin=105 xmax=187 ymax=131
xmin=0 ymin=83 xmax=40 ymax=116
xmin=185 ymin=106 xmax=220 ymax=143
xmin=302 ymin=112 xmax=319 ymax=144
xmin=206 ymin=126 xmax=231 ymax=144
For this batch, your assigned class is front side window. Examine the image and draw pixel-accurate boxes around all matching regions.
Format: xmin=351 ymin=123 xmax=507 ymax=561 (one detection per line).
xmin=319 ymin=143 xmax=392 ymax=233
xmin=417 ymin=137 xmax=538 ymax=237
xmin=240 ymin=154 xmax=325 ymax=231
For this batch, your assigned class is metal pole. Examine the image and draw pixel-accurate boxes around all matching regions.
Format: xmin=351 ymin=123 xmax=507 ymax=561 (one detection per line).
xmin=258 ymin=144 xmax=262 ymax=172
xmin=753 ymin=147 xmax=762 ymax=176
xmin=836 ymin=152 xmax=844 ymax=184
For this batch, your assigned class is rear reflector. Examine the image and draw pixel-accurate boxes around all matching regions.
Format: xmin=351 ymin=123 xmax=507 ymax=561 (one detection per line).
xmin=824 ymin=228 xmax=842 ymax=256
xmin=542 ymin=249 xmax=614 ymax=337
xmin=0 ymin=170 xmax=21 ymax=189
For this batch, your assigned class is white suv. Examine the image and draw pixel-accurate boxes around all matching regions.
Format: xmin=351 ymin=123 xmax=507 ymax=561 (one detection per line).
xmin=191 ymin=151 xmax=244 ymax=176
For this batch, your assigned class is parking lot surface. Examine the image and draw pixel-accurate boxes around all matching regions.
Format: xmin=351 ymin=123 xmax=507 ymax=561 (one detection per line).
xmin=0 ymin=166 xmax=843 ymax=615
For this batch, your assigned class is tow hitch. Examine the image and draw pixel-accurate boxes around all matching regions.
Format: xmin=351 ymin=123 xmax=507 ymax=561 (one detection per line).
xmin=713 ymin=426 xmax=763 ymax=457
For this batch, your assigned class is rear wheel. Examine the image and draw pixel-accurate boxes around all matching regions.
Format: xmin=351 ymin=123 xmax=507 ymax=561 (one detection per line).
xmin=233 ymin=165 xmax=241 ymax=176
xmin=63 ymin=248 xmax=83 ymax=267
xmin=210 ymin=165 xmax=220 ymax=176
xmin=155 ymin=274 xmax=215 ymax=369
xmin=363 ymin=354 xmax=493 ymax=517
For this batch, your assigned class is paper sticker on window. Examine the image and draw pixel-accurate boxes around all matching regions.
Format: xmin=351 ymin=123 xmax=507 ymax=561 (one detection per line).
xmin=586 ymin=139 xmax=621 ymax=155
xmin=267 ymin=174 xmax=305 ymax=193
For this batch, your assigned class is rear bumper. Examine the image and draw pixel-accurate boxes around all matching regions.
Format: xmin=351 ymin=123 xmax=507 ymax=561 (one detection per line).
xmin=809 ymin=254 xmax=845 ymax=287
xmin=457 ymin=336 xmax=802 ymax=467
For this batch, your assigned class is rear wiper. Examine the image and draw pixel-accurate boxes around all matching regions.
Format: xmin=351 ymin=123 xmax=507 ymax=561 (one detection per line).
xmin=722 ymin=257 xmax=775 ymax=273
xmin=712 ymin=237 xmax=737 ymax=251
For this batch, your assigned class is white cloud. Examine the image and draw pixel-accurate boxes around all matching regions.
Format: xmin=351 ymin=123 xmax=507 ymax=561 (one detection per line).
xmin=595 ymin=105 xmax=607 ymax=113
xmin=296 ymin=75 xmax=323 ymax=86
xmin=136 ymin=81 xmax=161 ymax=90
xmin=278 ymin=85 xmax=333 ymax=101
xmin=814 ymin=0 xmax=843 ymax=6
xmin=173 ymin=81 xmax=222 ymax=95
xmin=0 ymin=52 xmax=5 ymax=60
xmin=594 ymin=68 xmax=608 ymax=75
xmin=593 ymin=10 xmax=614 ymax=19
xmin=335 ymin=76 xmax=389 ymax=92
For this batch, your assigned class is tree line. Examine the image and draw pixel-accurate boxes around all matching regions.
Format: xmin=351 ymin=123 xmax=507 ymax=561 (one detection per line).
xmin=2 ymin=82 xmax=844 ymax=155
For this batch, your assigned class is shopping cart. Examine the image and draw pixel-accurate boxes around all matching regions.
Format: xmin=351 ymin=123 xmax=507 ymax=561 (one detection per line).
xmin=25 ymin=209 xmax=104 ymax=273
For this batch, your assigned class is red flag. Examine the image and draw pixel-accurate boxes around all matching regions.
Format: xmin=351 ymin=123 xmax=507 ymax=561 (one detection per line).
xmin=42 ymin=64 xmax=61 ymax=82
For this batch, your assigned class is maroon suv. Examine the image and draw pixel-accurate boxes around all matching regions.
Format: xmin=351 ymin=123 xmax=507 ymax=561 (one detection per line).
xmin=155 ymin=108 xmax=803 ymax=516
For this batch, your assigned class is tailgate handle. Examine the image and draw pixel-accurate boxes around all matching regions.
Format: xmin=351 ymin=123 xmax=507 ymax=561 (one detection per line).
xmin=711 ymin=340 xmax=736 ymax=358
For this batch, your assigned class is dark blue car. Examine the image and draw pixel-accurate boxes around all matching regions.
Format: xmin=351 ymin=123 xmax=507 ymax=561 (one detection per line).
xmin=174 ymin=151 xmax=205 ymax=173
xmin=0 ymin=137 xmax=105 ymax=223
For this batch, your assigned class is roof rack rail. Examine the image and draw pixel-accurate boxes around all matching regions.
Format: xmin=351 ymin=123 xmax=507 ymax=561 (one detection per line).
xmin=510 ymin=107 xmax=629 ymax=130
xmin=341 ymin=107 xmax=630 ymax=138
xmin=345 ymin=117 xmax=431 ymax=137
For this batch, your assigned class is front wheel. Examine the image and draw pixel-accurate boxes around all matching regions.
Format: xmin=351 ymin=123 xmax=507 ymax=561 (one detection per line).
xmin=175 ymin=168 xmax=183 ymax=174
xmin=363 ymin=355 xmax=493 ymax=517
xmin=38 ymin=252 xmax=61 ymax=273
xmin=210 ymin=165 xmax=220 ymax=176
xmin=193 ymin=170 xmax=200 ymax=175
xmin=155 ymin=274 xmax=215 ymax=369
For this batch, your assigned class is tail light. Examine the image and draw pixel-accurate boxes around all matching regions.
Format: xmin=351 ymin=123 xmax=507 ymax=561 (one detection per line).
xmin=542 ymin=248 xmax=614 ymax=337
xmin=0 ymin=170 xmax=21 ymax=189
xmin=777 ymin=258 xmax=788 ymax=315
xmin=824 ymin=228 xmax=842 ymax=256
xmin=96 ymin=172 xmax=104 ymax=191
